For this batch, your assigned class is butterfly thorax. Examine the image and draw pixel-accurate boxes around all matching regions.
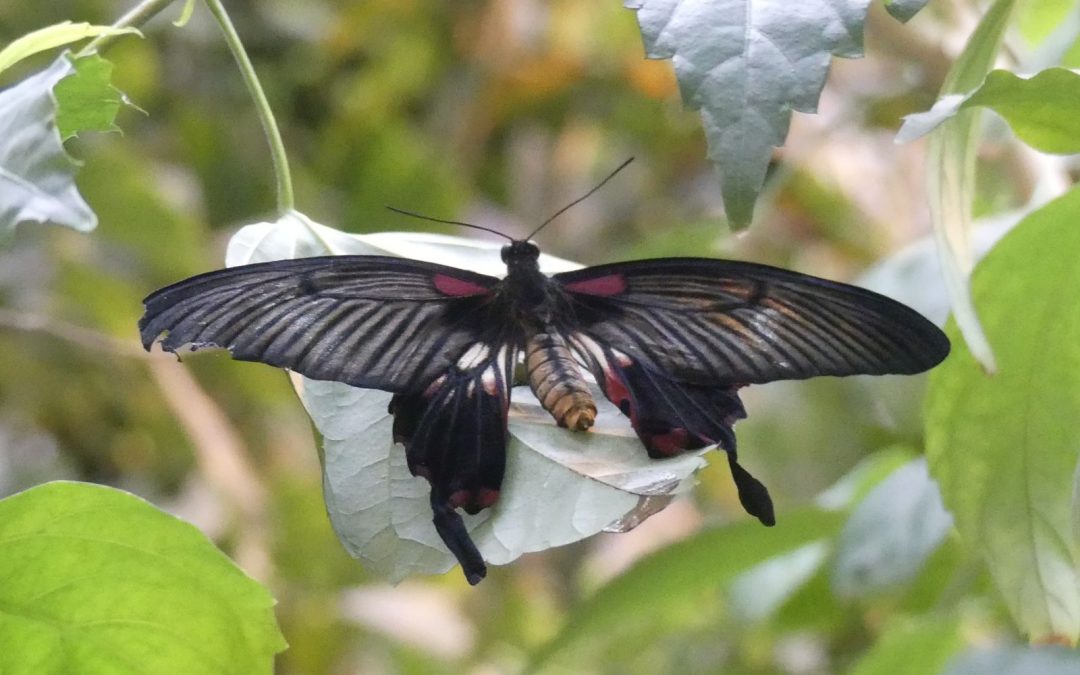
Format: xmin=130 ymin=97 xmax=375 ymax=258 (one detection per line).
xmin=499 ymin=240 xmax=597 ymax=431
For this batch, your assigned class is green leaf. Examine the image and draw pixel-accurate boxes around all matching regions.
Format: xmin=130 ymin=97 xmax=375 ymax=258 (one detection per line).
xmin=0 ymin=21 xmax=139 ymax=75
xmin=54 ymin=54 xmax=126 ymax=140
xmin=899 ymin=69 xmax=1080 ymax=154
xmin=625 ymin=1 xmax=920 ymax=228
xmin=0 ymin=481 xmax=286 ymax=674
xmin=0 ymin=56 xmax=96 ymax=235
xmin=925 ymin=186 xmax=1080 ymax=644
xmin=530 ymin=508 xmax=845 ymax=669
xmin=832 ymin=458 xmax=953 ymax=598
xmin=919 ymin=0 xmax=1017 ymax=373
xmin=852 ymin=613 xmax=965 ymax=675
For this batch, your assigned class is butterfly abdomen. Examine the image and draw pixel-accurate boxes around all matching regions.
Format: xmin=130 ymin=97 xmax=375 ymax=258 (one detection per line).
xmin=525 ymin=332 xmax=597 ymax=431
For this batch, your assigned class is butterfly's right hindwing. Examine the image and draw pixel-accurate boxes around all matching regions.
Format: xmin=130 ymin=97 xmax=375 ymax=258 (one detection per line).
xmin=390 ymin=342 xmax=518 ymax=585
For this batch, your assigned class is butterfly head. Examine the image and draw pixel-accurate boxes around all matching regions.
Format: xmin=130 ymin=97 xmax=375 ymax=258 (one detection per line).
xmin=501 ymin=240 xmax=540 ymax=269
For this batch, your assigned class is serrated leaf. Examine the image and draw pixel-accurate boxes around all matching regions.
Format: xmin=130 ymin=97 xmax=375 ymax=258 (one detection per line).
xmin=925 ymin=187 xmax=1080 ymax=645
xmin=899 ymin=68 xmax=1080 ymax=154
xmin=54 ymin=53 xmax=126 ymax=140
xmin=226 ymin=211 xmax=705 ymax=583
xmin=832 ymin=457 xmax=953 ymax=598
xmin=530 ymin=508 xmax=845 ymax=668
xmin=0 ymin=481 xmax=286 ymax=674
xmin=624 ymin=0 xmax=928 ymax=228
xmin=0 ymin=21 xmax=139 ymax=75
xmin=919 ymin=0 xmax=1017 ymax=373
xmin=0 ymin=56 xmax=97 ymax=235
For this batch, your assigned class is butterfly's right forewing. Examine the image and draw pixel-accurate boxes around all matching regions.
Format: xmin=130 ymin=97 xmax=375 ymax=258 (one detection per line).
xmin=139 ymin=255 xmax=499 ymax=392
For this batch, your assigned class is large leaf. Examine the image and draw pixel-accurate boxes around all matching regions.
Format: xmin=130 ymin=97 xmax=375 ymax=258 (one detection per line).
xmin=898 ymin=68 xmax=1080 ymax=154
xmin=624 ymin=0 xmax=930 ymax=228
xmin=925 ymin=187 xmax=1080 ymax=644
xmin=226 ymin=211 xmax=708 ymax=582
xmin=0 ymin=56 xmax=96 ymax=235
xmin=530 ymin=508 xmax=845 ymax=668
xmin=0 ymin=481 xmax=286 ymax=674
xmin=918 ymin=0 xmax=1017 ymax=372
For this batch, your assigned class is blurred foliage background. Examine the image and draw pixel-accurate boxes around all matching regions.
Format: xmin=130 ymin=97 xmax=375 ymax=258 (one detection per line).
xmin=0 ymin=1 xmax=1071 ymax=673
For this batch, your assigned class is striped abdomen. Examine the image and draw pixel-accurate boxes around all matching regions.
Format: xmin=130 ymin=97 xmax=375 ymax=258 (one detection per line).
xmin=526 ymin=332 xmax=596 ymax=431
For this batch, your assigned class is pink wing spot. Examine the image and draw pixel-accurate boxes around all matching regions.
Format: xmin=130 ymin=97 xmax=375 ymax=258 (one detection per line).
xmin=433 ymin=274 xmax=491 ymax=297
xmin=648 ymin=428 xmax=692 ymax=457
xmin=564 ymin=274 xmax=627 ymax=296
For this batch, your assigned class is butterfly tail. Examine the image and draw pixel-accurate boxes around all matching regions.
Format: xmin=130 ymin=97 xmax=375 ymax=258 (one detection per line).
xmin=572 ymin=334 xmax=775 ymax=525
xmin=389 ymin=343 xmax=516 ymax=584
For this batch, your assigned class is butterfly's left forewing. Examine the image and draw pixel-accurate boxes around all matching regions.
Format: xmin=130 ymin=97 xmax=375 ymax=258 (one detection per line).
xmin=554 ymin=258 xmax=950 ymax=387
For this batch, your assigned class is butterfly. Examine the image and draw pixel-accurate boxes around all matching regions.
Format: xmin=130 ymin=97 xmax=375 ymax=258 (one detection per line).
xmin=138 ymin=169 xmax=949 ymax=585
xmin=139 ymin=239 xmax=949 ymax=583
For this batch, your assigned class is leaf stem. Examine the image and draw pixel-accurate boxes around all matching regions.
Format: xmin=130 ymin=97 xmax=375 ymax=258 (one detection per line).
xmin=78 ymin=0 xmax=175 ymax=56
xmin=204 ymin=0 xmax=295 ymax=215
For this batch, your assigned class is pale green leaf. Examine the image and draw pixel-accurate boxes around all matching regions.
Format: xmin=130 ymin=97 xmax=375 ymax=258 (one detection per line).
xmin=921 ymin=0 xmax=1017 ymax=373
xmin=0 ymin=56 xmax=96 ymax=235
xmin=899 ymin=69 xmax=1080 ymax=154
xmin=0 ymin=481 xmax=286 ymax=674
xmin=947 ymin=646 xmax=1080 ymax=674
xmin=926 ymin=186 xmax=1080 ymax=644
xmin=0 ymin=21 xmax=139 ymax=75
xmin=174 ymin=0 xmax=198 ymax=27
xmin=53 ymin=54 xmax=125 ymax=140
xmin=226 ymin=212 xmax=705 ymax=583
xmin=624 ymin=0 xmax=878 ymax=228
xmin=832 ymin=458 xmax=953 ymax=598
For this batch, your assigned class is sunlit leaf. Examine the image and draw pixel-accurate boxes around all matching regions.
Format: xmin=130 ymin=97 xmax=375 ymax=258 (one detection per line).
xmin=919 ymin=0 xmax=1017 ymax=373
xmin=624 ymin=0 xmax=929 ymax=228
xmin=832 ymin=457 xmax=953 ymax=598
xmin=53 ymin=53 xmax=127 ymax=140
xmin=0 ymin=21 xmax=139 ymax=75
xmin=531 ymin=508 xmax=844 ymax=668
xmin=0 ymin=481 xmax=286 ymax=674
xmin=227 ymin=211 xmax=706 ymax=582
xmin=899 ymin=69 xmax=1080 ymax=154
xmin=926 ymin=187 xmax=1080 ymax=645
xmin=0 ymin=56 xmax=96 ymax=235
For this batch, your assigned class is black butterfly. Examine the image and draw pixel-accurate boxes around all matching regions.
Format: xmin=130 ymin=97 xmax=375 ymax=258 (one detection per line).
xmin=139 ymin=228 xmax=949 ymax=584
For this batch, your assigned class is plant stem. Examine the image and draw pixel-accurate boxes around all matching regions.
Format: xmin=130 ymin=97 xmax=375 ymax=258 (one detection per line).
xmin=78 ymin=0 xmax=176 ymax=56
xmin=204 ymin=0 xmax=295 ymax=215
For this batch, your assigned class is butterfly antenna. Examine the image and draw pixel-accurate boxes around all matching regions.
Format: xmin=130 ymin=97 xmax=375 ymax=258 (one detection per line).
xmin=525 ymin=157 xmax=634 ymax=240
xmin=386 ymin=206 xmax=514 ymax=242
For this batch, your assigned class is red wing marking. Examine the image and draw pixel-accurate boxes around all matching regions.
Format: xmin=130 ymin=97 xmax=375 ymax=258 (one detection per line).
xmin=433 ymin=274 xmax=491 ymax=297
xmin=563 ymin=274 xmax=627 ymax=297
